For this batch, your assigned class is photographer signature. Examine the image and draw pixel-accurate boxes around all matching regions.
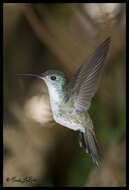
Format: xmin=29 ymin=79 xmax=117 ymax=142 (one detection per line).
xmin=6 ymin=176 xmax=36 ymax=184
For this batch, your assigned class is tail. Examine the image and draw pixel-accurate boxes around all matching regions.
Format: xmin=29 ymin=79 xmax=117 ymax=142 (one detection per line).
xmin=79 ymin=128 xmax=102 ymax=167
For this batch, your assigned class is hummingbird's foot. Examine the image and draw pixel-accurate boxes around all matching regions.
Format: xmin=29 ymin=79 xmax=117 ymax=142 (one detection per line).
xmin=79 ymin=141 xmax=83 ymax=147
xmin=78 ymin=132 xmax=84 ymax=148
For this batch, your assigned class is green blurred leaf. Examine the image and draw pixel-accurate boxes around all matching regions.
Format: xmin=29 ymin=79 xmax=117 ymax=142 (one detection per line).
xmin=89 ymin=98 xmax=110 ymax=127
xmin=99 ymin=105 xmax=126 ymax=144
xmin=67 ymin=150 xmax=94 ymax=186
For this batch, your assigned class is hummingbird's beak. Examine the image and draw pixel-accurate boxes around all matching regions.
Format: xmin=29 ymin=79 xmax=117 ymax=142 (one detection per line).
xmin=16 ymin=73 xmax=43 ymax=79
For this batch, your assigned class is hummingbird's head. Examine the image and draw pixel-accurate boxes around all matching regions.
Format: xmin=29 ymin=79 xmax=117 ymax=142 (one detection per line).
xmin=16 ymin=70 xmax=66 ymax=92
xmin=40 ymin=70 xmax=66 ymax=91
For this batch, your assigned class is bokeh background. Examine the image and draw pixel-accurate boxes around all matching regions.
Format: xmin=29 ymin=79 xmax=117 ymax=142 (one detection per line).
xmin=3 ymin=3 xmax=126 ymax=187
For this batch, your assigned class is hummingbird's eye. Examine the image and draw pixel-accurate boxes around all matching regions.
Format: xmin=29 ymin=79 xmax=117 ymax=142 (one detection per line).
xmin=50 ymin=76 xmax=56 ymax=80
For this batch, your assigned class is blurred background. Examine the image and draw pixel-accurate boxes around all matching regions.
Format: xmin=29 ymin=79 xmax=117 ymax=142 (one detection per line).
xmin=3 ymin=3 xmax=126 ymax=187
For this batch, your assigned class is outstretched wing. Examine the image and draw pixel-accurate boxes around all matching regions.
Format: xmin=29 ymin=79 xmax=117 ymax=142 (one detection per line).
xmin=66 ymin=38 xmax=110 ymax=111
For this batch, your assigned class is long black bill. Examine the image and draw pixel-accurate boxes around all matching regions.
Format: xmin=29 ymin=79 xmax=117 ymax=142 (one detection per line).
xmin=16 ymin=73 xmax=42 ymax=78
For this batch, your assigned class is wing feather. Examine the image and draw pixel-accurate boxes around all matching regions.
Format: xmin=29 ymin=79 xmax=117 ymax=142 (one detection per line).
xmin=66 ymin=38 xmax=111 ymax=111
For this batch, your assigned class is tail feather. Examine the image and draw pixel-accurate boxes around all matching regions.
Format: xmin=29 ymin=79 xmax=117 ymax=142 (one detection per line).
xmin=79 ymin=129 xmax=101 ymax=167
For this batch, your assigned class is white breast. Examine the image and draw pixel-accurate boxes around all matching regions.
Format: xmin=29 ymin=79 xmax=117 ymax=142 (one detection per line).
xmin=47 ymin=83 xmax=84 ymax=132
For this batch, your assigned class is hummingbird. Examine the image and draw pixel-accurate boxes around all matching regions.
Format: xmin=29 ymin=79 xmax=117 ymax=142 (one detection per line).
xmin=17 ymin=38 xmax=110 ymax=166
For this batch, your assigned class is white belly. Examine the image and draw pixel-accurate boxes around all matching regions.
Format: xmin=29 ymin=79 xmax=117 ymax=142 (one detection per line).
xmin=49 ymin=91 xmax=84 ymax=132
xmin=54 ymin=115 xmax=84 ymax=132
xmin=51 ymin=102 xmax=84 ymax=132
